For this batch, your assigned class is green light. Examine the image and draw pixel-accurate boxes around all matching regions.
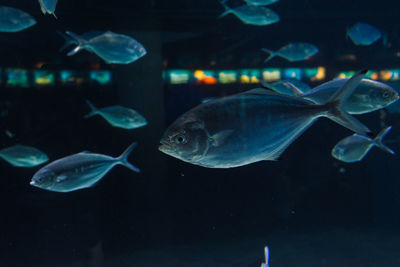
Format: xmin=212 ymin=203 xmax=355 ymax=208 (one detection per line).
xmin=169 ymin=70 xmax=191 ymax=84
xmin=304 ymin=68 xmax=318 ymax=79
xmin=7 ymin=69 xmax=29 ymax=87
xmin=90 ymin=70 xmax=112 ymax=85
xmin=218 ymin=70 xmax=237 ymax=84
xmin=262 ymin=68 xmax=281 ymax=81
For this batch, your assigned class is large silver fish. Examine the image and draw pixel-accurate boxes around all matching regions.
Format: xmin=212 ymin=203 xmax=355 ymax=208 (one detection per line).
xmin=263 ymin=78 xmax=399 ymax=115
xmin=219 ymin=2 xmax=279 ymax=26
xmin=0 ymin=145 xmax=48 ymax=167
xmin=38 ymin=0 xmax=58 ymax=18
xmin=30 ymin=143 xmax=140 ymax=192
xmin=332 ymin=126 xmax=395 ymax=163
xmin=347 ymin=22 xmax=381 ymax=46
xmin=64 ymin=31 xmax=147 ymax=64
xmin=262 ymin=42 xmax=319 ymax=62
xmin=0 ymin=6 xmax=36 ymax=32
xmin=159 ymin=71 xmax=370 ymax=168
xmin=84 ymin=100 xmax=147 ymax=130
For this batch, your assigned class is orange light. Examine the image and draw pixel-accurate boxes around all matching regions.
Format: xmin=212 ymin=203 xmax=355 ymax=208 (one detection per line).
xmin=310 ymin=66 xmax=326 ymax=81
xmin=380 ymin=70 xmax=392 ymax=81
xmin=370 ymin=72 xmax=378 ymax=80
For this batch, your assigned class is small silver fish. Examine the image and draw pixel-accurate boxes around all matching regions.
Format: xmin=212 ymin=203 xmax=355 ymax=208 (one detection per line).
xmin=0 ymin=145 xmax=48 ymax=167
xmin=347 ymin=22 xmax=381 ymax=46
xmin=245 ymin=0 xmax=279 ymax=6
xmin=261 ymin=246 xmax=270 ymax=267
xmin=38 ymin=0 xmax=58 ymax=18
xmin=0 ymin=6 xmax=36 ymax=32
xmin=268 ymin=78 xmax=399 ymax=115
xmin=219 ymin=2 xmax=279 ymax=26
xmin=332 ymin=126 xmax=395 ymax=163
xmin=30 ymin=142 xmax=140 ymax=192
xmin=84 ymin=100 xmax=147 ymax=130
xmin=262 ymin=42 xmax=319 ymax=62
xmin=159 ymin=71 xmax=370 ymax=168
xmin=64 ymin=31 xmax=147 ymax=64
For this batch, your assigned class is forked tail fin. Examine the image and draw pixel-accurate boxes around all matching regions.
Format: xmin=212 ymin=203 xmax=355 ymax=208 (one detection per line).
xmin=64 ymin=31 xmax=86 ymax=56
xmin=374 ymin=126 xmax=396 ymax=155
xmin=321 ymin=70 xmax=371 ymax=135
xmin=218 ymin=0 xmax=232 ymax=18
xmin=117 ymin=142 xmax=140 ymax=173
xmin=261 ymin=48 xmax=277 ymax=63
xmin=84 ymin=100 xmax=100 ymax=118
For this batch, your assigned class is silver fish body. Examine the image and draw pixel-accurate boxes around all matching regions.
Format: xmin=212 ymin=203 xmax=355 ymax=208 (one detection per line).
xmin=347 ymin=22 xmax=381 ymax=46
xmin=65 ymin=31 xmax=147 ymax=64
xmin=332 ymin=126 xmax=395 ymax=163
xmin=85 ymin=100 xmax=147 ymax=130
xmin=159 ymin=71 xmax=370 ymax=168
xmin=262 ymin=42 xmax=319 ymax=62
xmin=0 ymin=145 xmax=48 ymax=167
xmin=0 ymin=6 xmax=36 ymax=32
xmin=30 ymin=143 xmax=140 ymax=192
xmin=220 ymin=5 xmax=279 ymax=26
xmin=244 ymin=0 xmax=279 ymax=6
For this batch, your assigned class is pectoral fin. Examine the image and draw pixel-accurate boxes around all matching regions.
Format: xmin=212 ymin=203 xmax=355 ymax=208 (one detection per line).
xmin=210 ymin=130 xmax=234 ymax=147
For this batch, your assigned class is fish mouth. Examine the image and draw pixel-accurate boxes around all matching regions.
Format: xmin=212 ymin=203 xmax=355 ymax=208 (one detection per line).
xmin=158 ymin=140 xmax=174 ymax=155
xmin=29 ymin=180 xmax=36 ymax=186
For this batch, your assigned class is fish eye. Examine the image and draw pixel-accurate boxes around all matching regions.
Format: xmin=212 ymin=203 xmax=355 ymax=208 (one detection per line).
xmin=174 ymin=134 xmax=187 ymax=144
xmin=382 ymin=91 xmax=390 ymax=99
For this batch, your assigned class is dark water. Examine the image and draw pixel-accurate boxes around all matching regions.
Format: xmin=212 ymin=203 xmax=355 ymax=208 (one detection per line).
xmin=1 ymin=0 xmax=400 ymax=266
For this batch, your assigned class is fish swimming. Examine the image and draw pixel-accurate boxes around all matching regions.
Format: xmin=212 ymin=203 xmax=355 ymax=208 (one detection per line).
xmin=30 ymin=142 xmax=140 ymax=192
xmin=0 ymin=6 xmax=36 ymax=32
xmin=261 ymin=246 xmax=270 ymax=267
xmin=38 ymin=0 xmax=58 ymax=18
xmin=244 ymin=0 xmax=279 ymax=6
xmin=332 ymin=126 xmax=395 ymax=163
xmin=347 ymin=22 xmax=382 ymax=46
xmin=64 ymin=31 xmax=147 ymax=64
xmin=262 ymin=42 xmax=319 ymax=62
xmin=261 ymin=79 xmax=311 ymax=95
xmin=58 ymin=31 xmax=103 ymax=51
xmin=84 ymin=100 xmax=147 ymax=130
xmin=219 ymin=2 xmax=280 ymax=26
xmin=265 ymin=78 xmax=399 ymax=115
xmin=159 ymin=71 xmax=370 ymax=168
xmin=0 ymin=145 xmax=48 ymax=167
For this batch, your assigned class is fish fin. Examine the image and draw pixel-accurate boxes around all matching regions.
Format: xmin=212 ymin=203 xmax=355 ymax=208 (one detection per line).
xmin=374 ymin=126 xmax=396 ymax=155
xmin=56 ymin=174 xmax=68 ymax=183
xmin=218 ymin=0 xmax=232 ymax=18
xmin=281 ymin=81 xmax=304 ymax=96
xmin=58 ymin=31 xmax=78 ymax=52
xmin=322 ymin=70 xmax=371 ymax=135
xmin=241 ymin=88 xmax=275 ymax=96
xmin=261 ymin=48 xmax=277 ymax=63
xmin=260 ymin=81 xmax=276 ymax=90
xmin=117 ymin=142 xmax=140 ymax=173
xmin=65 ymin=31 xmax=86 ymax=56
xmin=38 ymin=0 xmax=47 ymax=15
xmin=84 ymin=100 xmax=99 ymax=118
xmin=52 ymin=12 xmax=58 ymax=19
xmin=210 ymin=130 xmax=234 ymax=147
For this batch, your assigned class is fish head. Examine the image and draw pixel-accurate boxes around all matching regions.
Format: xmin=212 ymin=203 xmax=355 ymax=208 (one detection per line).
xmin=30 ymin=168 xmax=57 ymax=190
xmin=331 ymin=145 xmax=347 ymax=160
xmin=159 ymin=117 xmax=210 ymax=164
xmin=128 ymin=113 xmax=147 ymax=128
xmin=371 ymin=82 xmax=399 ymax=108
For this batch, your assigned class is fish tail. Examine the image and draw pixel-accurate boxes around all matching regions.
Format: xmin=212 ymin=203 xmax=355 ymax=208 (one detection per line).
xmin=84 ymin=100 xmax=99 ymax=118
xmin=261 ymin=48 xmax=276 ymax=63
xmin=58 ymin=31 xmax=78 ymax=52
xmin=218 ymin=0 xmax=232 ymax=18
xmin=321 ymin=70 xmax=371 ymax=135
xmin=374 ymin=126 xmax=396 ymax=155
xmin=52 ymin=12 xmax=58 ymax=19
xmin=65 ymin=31 xmax=86 ymax=56
xmin=117 ymin=142 xmax=141 ymax=173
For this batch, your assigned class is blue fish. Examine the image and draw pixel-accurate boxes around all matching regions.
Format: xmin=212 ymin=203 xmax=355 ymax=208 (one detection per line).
xmin=38 ymin=0 xmax=58 ymax=18
xmin=0 ymin=6 xmax=36 ymax=32
xmin=30 ymin=142 xmax=140 ymax=193
xmin=347 ymin=22 xmax=382 ymax=46
xmin=219 ymin=2 xmax=279 ymax=26
xmin=58 ymin=31 xmax=104 ymax=51
xmin=0 ymin=145 xmax=48 ymax=167
xmin=84 ymin=100 xmax=147 ymax=130
xmin=64 ymin=31 xmax=147 ymax=64
xmin=159 ymin=71 xmax=370 ymax=168
xmin=262 ymin=42 xmax=319 ymax=62
xmin=245 ymin=0 xmax=279 ymax=6
xmin=332 ymin=126 xmax=395 ymax=163
xmin=268 ymin=78 xmax=399 ymax=115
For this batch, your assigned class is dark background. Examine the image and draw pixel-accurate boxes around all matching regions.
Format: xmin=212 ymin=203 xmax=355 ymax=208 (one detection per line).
xmin=0 ymin=0 xmax=400 ymax=266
